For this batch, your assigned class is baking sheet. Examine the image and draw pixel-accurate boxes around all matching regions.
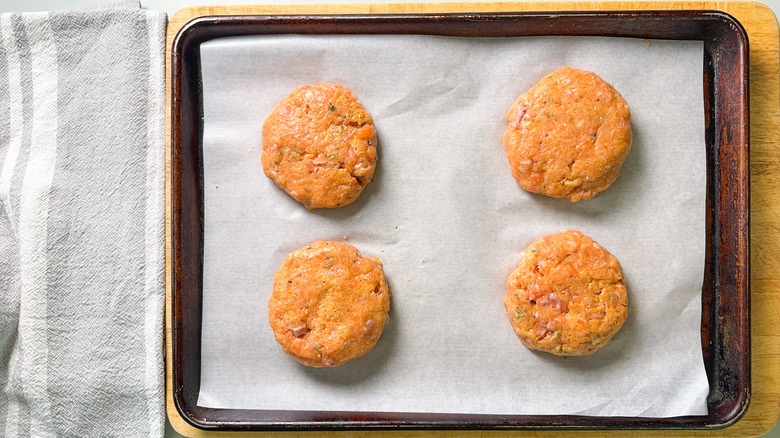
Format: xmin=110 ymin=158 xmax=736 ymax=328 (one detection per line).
xmin=196 ymin=34 xmax=709 ymax=417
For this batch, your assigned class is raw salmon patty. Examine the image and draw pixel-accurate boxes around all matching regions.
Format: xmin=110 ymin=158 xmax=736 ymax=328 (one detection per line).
xmin=505 ymin=230 xmax=628 ymax=356
xmin=268 ymin=241 xmax=390 ymax=367
xmin=503 ymin=68 xmax=632 ymax=202
xmin=261 ymin=83 xmax=377 ymax=209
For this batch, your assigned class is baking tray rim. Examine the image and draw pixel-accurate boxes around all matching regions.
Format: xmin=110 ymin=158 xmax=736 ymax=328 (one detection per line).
xmin=169 ymin=8 xmax=750 ymax=431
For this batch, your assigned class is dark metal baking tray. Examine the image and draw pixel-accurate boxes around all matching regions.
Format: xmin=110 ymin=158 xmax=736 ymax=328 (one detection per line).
xmin=170 ymin=10 xmax=749 ymax=431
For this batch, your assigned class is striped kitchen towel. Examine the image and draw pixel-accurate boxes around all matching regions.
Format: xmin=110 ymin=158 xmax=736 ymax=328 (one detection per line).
xmin=0 ymin=1 xmax=167 ymax=437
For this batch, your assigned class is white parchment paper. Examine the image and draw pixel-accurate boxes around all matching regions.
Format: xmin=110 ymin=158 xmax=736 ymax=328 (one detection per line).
xmin=197 ymin=34 xmax=709 ymax=417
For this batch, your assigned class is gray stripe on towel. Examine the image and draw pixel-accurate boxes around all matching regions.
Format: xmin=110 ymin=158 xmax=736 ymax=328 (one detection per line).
xmin=7 ymin=14 xmax=33 ymax=235
xmin=0 ymin=17 xmax=9 ymax=156
xmin=0 ymin=21 xmax=11 ymax=436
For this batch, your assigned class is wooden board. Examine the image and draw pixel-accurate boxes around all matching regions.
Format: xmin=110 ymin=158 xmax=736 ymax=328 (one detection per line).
xmin=164 ymin=2 xmax=780 ymax=436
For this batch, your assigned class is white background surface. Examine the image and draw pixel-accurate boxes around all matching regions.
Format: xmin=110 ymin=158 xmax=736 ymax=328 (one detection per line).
xmin=2 ymin=0 xmax=778 ymax=436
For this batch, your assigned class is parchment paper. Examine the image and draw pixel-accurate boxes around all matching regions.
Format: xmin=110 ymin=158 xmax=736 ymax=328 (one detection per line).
xmin=197 ymin=34 xmax=709 ymax=417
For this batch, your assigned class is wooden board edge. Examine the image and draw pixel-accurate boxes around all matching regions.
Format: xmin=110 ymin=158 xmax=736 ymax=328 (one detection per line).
xmin=164 ymin=2 xmax=780 ymax=437
xmin=165 ymin=1 xmax=780 ymax=44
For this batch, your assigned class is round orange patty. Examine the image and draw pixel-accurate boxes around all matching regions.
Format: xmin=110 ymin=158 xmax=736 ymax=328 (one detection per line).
xmin=261 ymin=83 xmax=377 ymax=209
xmin=268 ymin=241 xmax=390 ymax=367
xmin=504 ymin=230 xmax=628 ymax=356
xmin=503 ymin=67 xmax=632 ymax=202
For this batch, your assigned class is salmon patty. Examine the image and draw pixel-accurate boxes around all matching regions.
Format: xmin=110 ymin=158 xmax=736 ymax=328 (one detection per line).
xmin=503 ymin=68 xmax=632 ymax=202
xmin=261 ymin=83 xmax=377 ymax=209
xmin=268 ymin=241 xmax=390 ymax=367
xmin=505 ymin=230 xmax=628 ymax=356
